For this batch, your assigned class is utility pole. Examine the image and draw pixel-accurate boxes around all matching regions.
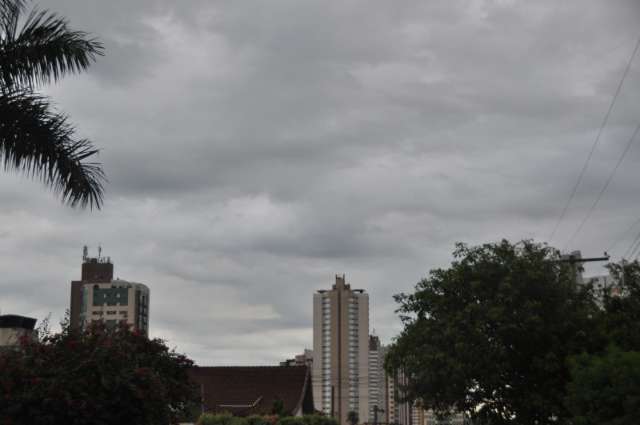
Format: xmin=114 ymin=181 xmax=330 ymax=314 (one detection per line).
xmin=373 ymin=405 xmax=384 ymax=425
xmin=331 ymin=385 xmax=335 ymax=419
xmin=556 ymin=252 xmax=609 ymax=284
xmin=557 ymin=254 xmax=610 ymax=264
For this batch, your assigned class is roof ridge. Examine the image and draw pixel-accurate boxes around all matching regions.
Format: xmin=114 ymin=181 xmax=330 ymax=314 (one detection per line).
xmin=194 ymin=365 xmax=306 ymax=368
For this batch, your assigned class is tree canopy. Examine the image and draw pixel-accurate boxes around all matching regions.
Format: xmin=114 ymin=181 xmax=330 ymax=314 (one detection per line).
xmin=565 ymin=347 xmax=640 ymax=425
xmin=0 ymin=321 xmax=198 ymax=425
xmin=385 ymin=240 xmax=603 ymax=424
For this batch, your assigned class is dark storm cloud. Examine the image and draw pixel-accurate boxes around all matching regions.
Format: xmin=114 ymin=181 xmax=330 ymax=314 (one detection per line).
xmin=2 ymin=0 xmax=640 ymax=364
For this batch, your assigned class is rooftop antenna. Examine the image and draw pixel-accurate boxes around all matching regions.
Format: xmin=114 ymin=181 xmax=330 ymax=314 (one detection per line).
xmin=82 ymin=245 xmax=88 ymax=262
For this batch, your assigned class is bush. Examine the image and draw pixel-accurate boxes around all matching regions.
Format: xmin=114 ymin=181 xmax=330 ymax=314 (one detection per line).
xmin=247 ymin=415 xmax=269 ymax=425
xmin=198 ymin=413 xmax=336 ymax=425
xmin=278 ymin=417 xmax=305 ymax=425
xmin=277 ymin=418 xmax=300 ymax=425
xmin=302 ymin=415 xmax=339 ymax=425
xmin=199 ymin=413 xmax=249 ymax=425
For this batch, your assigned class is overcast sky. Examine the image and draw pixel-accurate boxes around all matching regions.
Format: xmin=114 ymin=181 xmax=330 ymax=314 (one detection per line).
xmin=1 ymin=0 xmax=640 ymax=365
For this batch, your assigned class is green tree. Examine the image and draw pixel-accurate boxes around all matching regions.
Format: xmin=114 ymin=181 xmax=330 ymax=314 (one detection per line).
xmin=386 ymin=240 xmax=600 ymax=424
xmin=566 ymin=347 xmax=640 ymax=425
xmin=0 ymin=321 xmax=198 ymax=425
xmin=599 ymin=260 xmax=640 ymax=351
xmin=347 ymin=411 xmax=358 ymax=425
xmin=562 ymin=260 xmax=640 ymax=425
xmin=0 ymin=0 xmax=105 ymax=208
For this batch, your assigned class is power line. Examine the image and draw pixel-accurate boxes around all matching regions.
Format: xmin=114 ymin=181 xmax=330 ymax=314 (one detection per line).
xmin=628 ymin=237 xmax=640 ymax=259
xmin=607 ymin=216 xmax=640 ymax=254
xmin=564 ymin=123 xmax=640 ymax=249
xmin=549 ymin=33 xmax=640 ymax=243
xmin=623 ymin=228 xmax=640 ymax=259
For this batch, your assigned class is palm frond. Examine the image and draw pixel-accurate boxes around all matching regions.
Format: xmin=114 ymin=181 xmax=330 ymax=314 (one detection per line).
xmin=0 ymin=0 xmax=25 ymax=18
xmin=0 ymin=0 xmax=25 ymax=10
xmin=0 ymin=0 xmax=22 ymax=39
xmin=0 ymin=88 xmax=105 ymax=208
xmin=0 ymin=6 xmax=103 ymax=88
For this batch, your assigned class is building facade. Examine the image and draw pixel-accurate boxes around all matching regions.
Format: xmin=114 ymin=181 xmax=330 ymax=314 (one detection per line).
xmin=586 ymin=273 xmax=624 ymax=299
xmin=78 ymin=279 xmax=150 ymax=334
xmin=70 ymin=248 xmax=150 ymax=335
xmin=387 ymin=369 xmax=411 ymax=425
xmin=0 ymin=314 xmax=37 ymax=348
xmin=281 ymin=349 xmax=314 ymax=368
xmin=368 ymin=335 xmax=387 ymax=424
xmin=386 ymin=369 xmax=468 ymax=425
xmin=386 ymin=371 xmax=397 ymax=424
xmin=313 ymin=275 xmax=369 ymax=425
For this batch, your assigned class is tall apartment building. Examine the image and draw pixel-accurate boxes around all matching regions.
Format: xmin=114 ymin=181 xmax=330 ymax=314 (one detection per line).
xmin=313 ymin=275 xmax=369 ymax=425
xmin=386 ymin=371 xmax=397 ymax=424
xmin=387 ymin=369 xmax=411 ymax=425
xmin=386 ymin=368 xmax=468 ymax=425
xmin=368 ymin=335 xmax=387 ymax=423
xmin=70 ymin=248 xmax=150 ymax=335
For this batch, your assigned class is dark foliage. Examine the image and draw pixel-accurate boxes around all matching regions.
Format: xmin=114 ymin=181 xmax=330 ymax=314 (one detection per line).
xmin=0 ymin=321 xmax=199 ymax=425
xmin=566 ymin=347 xmax=640 ymax=425
xmin=599 ymin=261 xmax=640 ymax=351
xmin=386 ymin=240 xmax=602 ymax=424
xmin=563 ymin=260 xmax=640 ymax=425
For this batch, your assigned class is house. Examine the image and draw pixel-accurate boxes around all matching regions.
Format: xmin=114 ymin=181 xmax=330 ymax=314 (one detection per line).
xmin=0 ymin=314 xmax=37 ymax=348
xmin=188 ymin=366 xmax=315 ymax=417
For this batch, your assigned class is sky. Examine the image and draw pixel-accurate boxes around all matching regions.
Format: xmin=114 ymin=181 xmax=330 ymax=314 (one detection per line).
xmin=1 ymin=0 xmax=640 ymax=365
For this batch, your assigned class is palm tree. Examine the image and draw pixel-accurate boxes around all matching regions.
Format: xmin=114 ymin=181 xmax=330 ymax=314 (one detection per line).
xmin=0 ymin=0 xmax=105 ymax=208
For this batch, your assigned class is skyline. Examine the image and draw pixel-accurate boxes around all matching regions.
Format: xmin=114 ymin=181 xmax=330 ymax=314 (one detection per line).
xmin=1 ymin=0 xmax=640 ymax=366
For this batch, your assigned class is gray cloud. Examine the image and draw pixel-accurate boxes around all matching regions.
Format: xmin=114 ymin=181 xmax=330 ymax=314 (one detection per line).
xmin=2 ymin=0 xmax=639 ymax=364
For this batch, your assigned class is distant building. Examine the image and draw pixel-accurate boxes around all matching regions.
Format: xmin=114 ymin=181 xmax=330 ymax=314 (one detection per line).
xmin=561 ymin=250 xmax=585 ymax=284
xmin=0 ymin=314 xmax=37 ymax=348
xmin=281 ymin=349 xmax=314 ymax=368
xmin=188 ymin=366 xmax=315 ymax=417
xmin=586 ymin=274 xmax=624 ymax=299
xmin=386 ymin=370 xmax=397 ymax=424
xmin=385 ymin=369 xmax=468 ymax=425
xmin=70 ymin=247 xmax=150 ymax=335
xmin=313 ymin=275 xmax=369 ymax=425
xmin=388 ymin=369 xmax=411 ymax=425
xmin=368 ymin=335 xmax=387 ymax=423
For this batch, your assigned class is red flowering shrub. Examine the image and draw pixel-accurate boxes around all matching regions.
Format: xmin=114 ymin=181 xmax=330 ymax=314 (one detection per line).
xmin=0 ymin=321 xmax=198 ymax=425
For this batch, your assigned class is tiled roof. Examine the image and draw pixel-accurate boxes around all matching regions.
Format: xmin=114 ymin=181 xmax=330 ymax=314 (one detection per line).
xmin=189 ymin=366 xmax=315 ymax=417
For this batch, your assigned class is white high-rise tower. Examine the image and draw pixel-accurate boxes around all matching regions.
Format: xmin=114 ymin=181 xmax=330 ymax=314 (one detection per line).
xmin=313 ymin=275 xmax=369 ymax=425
